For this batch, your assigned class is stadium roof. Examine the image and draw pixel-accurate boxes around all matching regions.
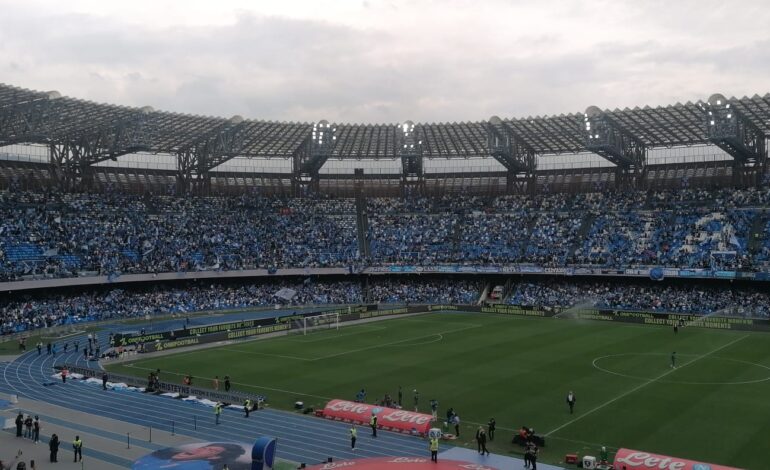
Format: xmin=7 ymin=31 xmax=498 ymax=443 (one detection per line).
xmin=1 ymin=82 xmax=769 ymax=160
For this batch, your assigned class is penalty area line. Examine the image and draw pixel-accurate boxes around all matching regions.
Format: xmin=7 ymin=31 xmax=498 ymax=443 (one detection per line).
xmin=219 ymin=348 xmax=314 ymax=361
xmin=309 ymin=323 xmax=483 ymax=361
xmin=283 ymin=325 xmax=390 ymax=344
xmin=545 ymin=334 xmax=748 ymax=437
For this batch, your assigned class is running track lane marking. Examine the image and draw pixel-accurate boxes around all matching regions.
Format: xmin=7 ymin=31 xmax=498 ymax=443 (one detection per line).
xmin=545 ymin=334 xmax=749 ymax=437
xmin=8 ymin=347 xmax=427 ymax=462
xmin=4 ymin=330 xmax=422 ymax=461
xmin=5 ymin=331 xmax=431 ymax=463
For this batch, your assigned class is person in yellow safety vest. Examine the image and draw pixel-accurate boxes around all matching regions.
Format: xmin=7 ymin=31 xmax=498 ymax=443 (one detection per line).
xmin=215 ymin=402 xmax=222 ymax=425
xmin=370 ymin=414 xmax=378 ymax=438
xmin=73 ymin=435 xmax=83 ymax=462
xmin=430 ymin=437 xmax=439 ymax=462
xmin=350 ymin=424 xmax=357 ymax=451
xmin=244 ymin=399 xmax=252 ymax=418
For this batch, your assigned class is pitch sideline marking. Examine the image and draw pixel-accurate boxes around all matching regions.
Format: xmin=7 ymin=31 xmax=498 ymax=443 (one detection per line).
xmin=121 ymin=364 xmax=334 ymax=400
xmin=459 ymin=417 xmax=622 ymax=450
xmin=545 ymin=334 xmax=749 ymax=437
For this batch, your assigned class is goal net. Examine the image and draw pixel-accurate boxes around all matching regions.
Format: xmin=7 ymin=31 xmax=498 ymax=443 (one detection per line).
xmin=289 ymin=312 xmax=340 ymax=335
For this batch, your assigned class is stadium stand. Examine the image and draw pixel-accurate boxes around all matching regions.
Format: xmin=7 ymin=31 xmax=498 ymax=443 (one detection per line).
xmin=505 ymin=279 xmax=770 ymax=317
xmin=4 ymin=275 xmax=770 ymax=336
xmin=2 ymin=84 xmax=770 ymax=346
xmin=2 ymin=188 xmax=770 ymax=282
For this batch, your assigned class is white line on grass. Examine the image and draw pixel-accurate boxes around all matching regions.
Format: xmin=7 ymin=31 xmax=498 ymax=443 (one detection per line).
xmin=219 ymin=348 xmax=314 ymax=361
xmin=545 ymin=334 xmax=748 ymax=437
xmin=222 ymin=324 xmax=480 ymax=361
xmin=459 ymin=417 xmax=621 ymax=450
xmin=309 ymin=323 xmax=483 ymax=361
xmin=121 ymin=364 xmax=333 ymax=400
xmin=285 ymin=325 xmax=390 ymax=344
xmin=122 ymin=323 xmax=483 ymax=368
xmin=386 ymin=334 xmax=445 ymax=347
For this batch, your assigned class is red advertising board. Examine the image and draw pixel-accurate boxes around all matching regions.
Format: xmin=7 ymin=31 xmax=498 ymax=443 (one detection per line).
xmin=614 ymin=448 xmax=743 ymax=470
xmin=322 ymin=399 xmax=433 ymax=435
xmin=307 ymin=457 xmax=498 ymax=469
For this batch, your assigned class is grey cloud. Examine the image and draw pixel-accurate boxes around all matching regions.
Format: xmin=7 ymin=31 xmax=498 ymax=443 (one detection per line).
xmin=0 ymin=2 xmax=768 ymax=124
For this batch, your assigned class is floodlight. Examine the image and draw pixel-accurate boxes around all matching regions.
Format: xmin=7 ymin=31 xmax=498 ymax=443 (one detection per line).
xmin=710 ymin=120 xmax=715 ymax=126
xmin=727 ymin=114 xmax=732 ymax=119
xmin=708 ymin=94 xmax=727 ymax=107
xmin=584 ymin=106 xmax=602 ymax=118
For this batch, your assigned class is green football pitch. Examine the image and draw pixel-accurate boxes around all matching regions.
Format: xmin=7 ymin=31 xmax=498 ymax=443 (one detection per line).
xmin=106 ymin=312 xmax=770 ymax=469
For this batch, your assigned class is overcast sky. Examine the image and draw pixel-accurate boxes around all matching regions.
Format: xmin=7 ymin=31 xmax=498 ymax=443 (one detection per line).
xmin=1 ymin=0 xmax=768 ymax=124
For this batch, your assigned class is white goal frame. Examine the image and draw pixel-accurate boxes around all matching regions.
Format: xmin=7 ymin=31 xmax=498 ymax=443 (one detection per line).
xmin=301 ymin=312 xmax=340 ymax=335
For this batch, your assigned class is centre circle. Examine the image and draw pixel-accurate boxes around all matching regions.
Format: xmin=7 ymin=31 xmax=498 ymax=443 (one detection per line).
xmin=592 ymin=353 xmax=770 ymax=385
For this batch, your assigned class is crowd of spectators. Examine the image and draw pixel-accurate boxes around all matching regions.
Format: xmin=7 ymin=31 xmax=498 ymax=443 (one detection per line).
xmin=0 ymin=279 xmax=364 ymax=335
xmin=4 ymin=274 xmax=769 ymax=337
xmin=1 ymin=187 xmax=770 ymax=280
xmin=368 ymin=278 xmax=480 ymax=304
xmin=367 ymin=188 xmax=770 ymax=270
xmin=0 ymin=192 xmax=358 ymax=281
xmin=368 ymin=214 xmax=456 ymax=264
xmin=1 ymin=278 xmax=482 ymax=335
xmin=505 ymin=280 xmax=770 ymax=317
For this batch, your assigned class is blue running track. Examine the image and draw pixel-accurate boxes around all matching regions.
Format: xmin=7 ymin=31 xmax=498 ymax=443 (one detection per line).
xmin=0 ymin=313 xmax=433 ymax=466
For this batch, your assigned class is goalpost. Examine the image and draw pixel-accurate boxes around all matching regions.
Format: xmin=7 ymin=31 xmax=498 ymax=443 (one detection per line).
xmin=291 ymin=312 xmax=340 ymax=335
